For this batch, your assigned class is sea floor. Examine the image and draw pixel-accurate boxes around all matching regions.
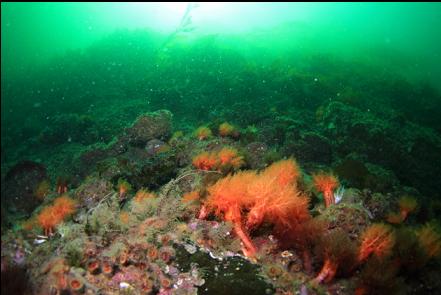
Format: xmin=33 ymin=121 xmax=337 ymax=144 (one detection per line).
xmin=1 ymin=109 xmax=441 ymax=295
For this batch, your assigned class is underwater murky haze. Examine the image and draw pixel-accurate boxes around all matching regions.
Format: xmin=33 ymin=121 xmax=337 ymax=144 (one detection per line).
xmin=2 ymin=3 xmax=441 ymax=295
xmin=2 ymin=2 xmax=441 ymax=82
xmin=2 ymin=1 xmax=441 ymax=189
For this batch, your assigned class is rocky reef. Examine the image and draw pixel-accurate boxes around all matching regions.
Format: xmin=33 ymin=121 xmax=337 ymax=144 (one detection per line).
xmin=1 ymin=110 xmax=440 ymax=295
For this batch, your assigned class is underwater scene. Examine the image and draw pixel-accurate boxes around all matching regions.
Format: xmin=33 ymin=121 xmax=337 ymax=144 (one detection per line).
xmin=1 ymin=2 xmax=441 ymax=294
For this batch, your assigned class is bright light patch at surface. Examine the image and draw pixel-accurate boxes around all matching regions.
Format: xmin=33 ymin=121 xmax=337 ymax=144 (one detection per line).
xmin=156 ymin=2 xmax=229 ymax=33
xmin=158 ymin=2 xmax=188 ymax=17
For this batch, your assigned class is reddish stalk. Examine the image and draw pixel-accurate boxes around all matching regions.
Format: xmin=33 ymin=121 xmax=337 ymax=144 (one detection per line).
xmin=302 ymin=249 xmax=312 ymax=274
xmin=198 ymin=205 xmax=208 ymax=219
xmin=313 ymin=259 xmax=337 ymax=284
xmin=324 ymin=190 xmax=335 ymax=207
xmin=233 ymin=222 xmax=257 ymax=257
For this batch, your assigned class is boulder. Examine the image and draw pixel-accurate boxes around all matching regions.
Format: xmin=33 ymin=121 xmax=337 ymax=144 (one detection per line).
xmin=1 ymin=161 xmax=48 ymax=216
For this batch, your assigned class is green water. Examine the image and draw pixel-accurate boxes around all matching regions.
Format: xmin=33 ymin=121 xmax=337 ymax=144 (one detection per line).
xmin=2 ymin=2 xmax=441 ymax=190
xmin=2 ymin=2 xmax=441 ymax=180
xmin=2 ymin=3 xmax=441 ymax=294
xmin=2 ymin=3 xmax=441 ymax=81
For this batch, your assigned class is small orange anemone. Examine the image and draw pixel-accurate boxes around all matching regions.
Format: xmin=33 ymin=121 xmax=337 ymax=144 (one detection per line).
xmin=398 ymin=195 xmax=417 ymax=220
xmin=147 ymin=246 xmax=159 ymax=261
xmin=37 ymin=206 xmax=62 ymax=236
xmin=192 ymin=152 xmax=219 ymax=171
xmin=169 ymin=131 xmax=184 ymax=145
xmin=53 ymin=195 xmax=77 ymax=218
xmin=119 ymin=211 xmax=130 ymax=224
xmin=160 ymin=276 xmax=172 ymax=289
xmin=358 ymin=224 xmax=395 ymax=262
xmin=287 ymin=218 xmax=327 ymax=274
xmin=159 ymin=246 xmax=175 ymax=263
xmin=386 ymin=212 xmax=404 ymax=224
xmin=34 ymin=180 xmax=51 ymax=200
xmin=119 ymin=249 xmax=129 ymax=265
xmin=117 ymin=178 xmax=132 ymax=199
xmin=194 ymin=126 xmax=212 ymax=140
xmin=417 ymin=223 xmax=441 ymax=258
xmin=312 ymin=172 xmax=339 ymax=207
xmin=37 ymin=195 xmax=77 ymax=236
xmin=56 ymin=177 xmax=68 ymax=195
xmin=182 ymin=191 xmax=200 ymax=203
xmin=87 ymin=259 xmax=100 ymax=274
xmin=69 ymin=277 xmax=84 ymax=292
xmin=217 ymin=147 xmax=244 ymax=170
xmin=134 ymin=189 xmax=156 ymax=203
xmin=218 ymin=122 xmax=236 ymax=137
xmin=386 ymin=196 xmax=418 ymax=224
xmin=22 ymin=217 xmax=38 ymax=231
xmin=102 ymin=260 xmax=114 ymax=276
xmin=314 ymin=229 xmax=357 ymax=284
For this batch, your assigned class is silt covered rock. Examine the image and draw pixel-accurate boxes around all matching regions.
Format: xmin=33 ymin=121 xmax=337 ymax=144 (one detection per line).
xmin=74 ymin=176 xmax=114 ymax=209
xmin=123 ymin=109 xmax=173 ymax=147
xmin=284 ymin=131 xmax=333 ymax=165
xmin=1 ymin=161 xmax=48 ymax=216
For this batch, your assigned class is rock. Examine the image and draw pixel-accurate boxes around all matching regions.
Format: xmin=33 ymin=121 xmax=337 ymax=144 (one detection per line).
xmin=124 ymin=110 xmax=173 ymax=147
xmin=321 ymin=102 xmax=397 ymax=164
xmin=321 ymin=101 xmax=441 ymax=198
xmin=76 ymin=147 xmax=110 ymax=180
xmin=359 ymin=190 xmax=394 ymax=221
xmin=123 ymin=148 xmax=177 ymax=190
xmin=73 ymin=110 xmax=174 ymax=182
xmin=0 ymin=264 xmax=30 ymax=295
xmin=92 ymin=146 xmax=177 ymax=190
xmin=175 ymin=245 xmax=273 ymax=295
xmin=145 ymin=139 xmax=170 ymax=156
xmin=74 ymin=176 xmax=114 ymax=209
xmin=403 ymin=137 xmax=441 ymax=199
xmin=96 ymin=158 xmax=124 ymax=181
xmin=283 ymin=132 xmax=333 ymax=164
xmin=319 ymin=203 xmax=371 ymax=240
xmin=245 ymin=142 xmax=269 ymax=169
xmin=334 ymin=157 xmax=399 ymax=193
xmin=334 ymin=158 xmax=369 ymax=188
xmin=259 ymin=115 xmax=308 ymax=147
xmin=38 ymin=113 xmax=97 ymax=145
xmin=1 ymin=161 xmax=48 ymax=216
xmin=364 ymin=163 xmax=400 ymax=193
